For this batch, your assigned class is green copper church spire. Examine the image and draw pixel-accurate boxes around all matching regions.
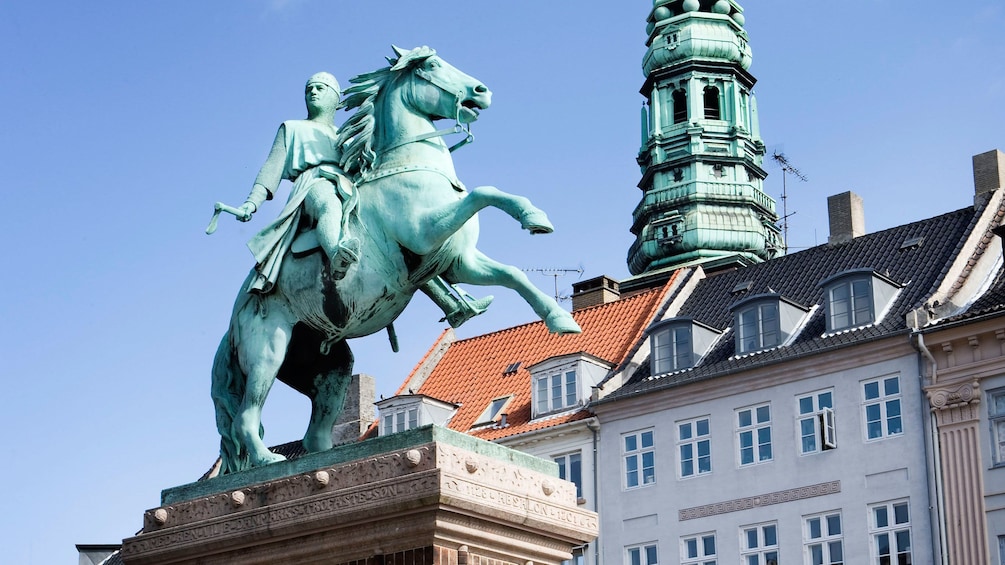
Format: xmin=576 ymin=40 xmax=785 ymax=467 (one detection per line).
xmin=627 ymin=0 xmax=782 ymax=277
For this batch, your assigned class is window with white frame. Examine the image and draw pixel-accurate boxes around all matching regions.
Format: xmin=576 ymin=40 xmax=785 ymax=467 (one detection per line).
xmin=653 ymin=324 xmax=693 ymax=374
xmin=863 ymin=376 xmax=903 ymax=440
xmin=555 ymin=451 xmax=583 ymax=498
xmin=624 ymin=429 xmax=656 ymax=489
xmin=737 ymin=404 xmax=772 ymax=466
xmin=804 ymin=512 xmax=843 ymax=565
xmin=798 ymin=390 xmax=836 ymax=454
xmin=869 ymin=500 xmax=911 ymax=565
xmin=740 ymin=522 xmax=778 ymax=565
xmin=736 ymin=302 xmax=780 ymax=353
xmin=678 ymin=417 xmax=711 ymax=478
xmin=820 ymin=270 xmax=900 ymax=333
xmin=382 ymin=406 xmax=419 ymax=435
xmin=827 ymin=277 xmax=873 ymax=330
xmin=998 ymin=535 xmax=1005 ymax=565
xmin=535 ymin=367 xmax=578 ymax=415
xmin=681 ymin=532 xmax=716 ymax=565
xmin=649 ymin=319 xmax=722 ymax=376
xmin=626 ymin=543 xmax=658 ymax=565
xmin=990 ymin=389 xmax=1005 ymax=465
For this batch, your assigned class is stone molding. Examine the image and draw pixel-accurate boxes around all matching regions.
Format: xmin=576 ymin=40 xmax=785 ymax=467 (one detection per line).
xmin=678 ymin=481 xmax=840 ymax=521
xmin=121 ymin=439 xmax=597 ymax=565
xmin=928 ymin=381 xmax=981 ymax=425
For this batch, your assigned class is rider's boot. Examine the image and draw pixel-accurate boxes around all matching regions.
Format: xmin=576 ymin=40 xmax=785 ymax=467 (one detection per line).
xmin=330 ymin=237 xmax=359 ymax=280
xmin=421 ymin=277 xmax=494 ymax=328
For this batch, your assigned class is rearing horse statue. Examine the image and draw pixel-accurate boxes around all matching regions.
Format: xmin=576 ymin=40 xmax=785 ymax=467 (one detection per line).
xmin=212 ymin=46 xmax=580 ymax=474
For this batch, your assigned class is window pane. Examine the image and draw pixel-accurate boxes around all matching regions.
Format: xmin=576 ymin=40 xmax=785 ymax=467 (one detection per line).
xmin=756 ymin=405 xmax=770 ymax=423
xmin=702 ymin=535 xmax=715 ymax=555
xmin=799 ymin=396 xmax=814 ymax=414
xmin=739 ymin=409 xmax=752 ymax=427
xmin=810 ymin=544 xmax=823 ymax=565
xmin=685 ymin=539 xmax=697 ymax=558
xmin=885 ymin=377 xmax=900 ymax=395
xmin=819 ymin=391 xmax=833 ymax=409
xmin=680 ymin=423 xmax=692 ymax=440
xmin=645 ymin=545 xmax=657 ymax=565
xmin=894 ymin=503 xmax=909 ymax=524
xmin=745 ymin=528 xmax=758 ymax=549
xmin=865 ymin=381 xmax=880 ymax=400
xmin=827 ymin=514 xmax=842 ymax=535
xmin=808 ymin=517 xmax=821 ymax=539
xmin=625 ymin=435 xmax=637 ymax=452
xmin=697 ymin=418 xmax=709 ymax=436
xmin=565 ymin=371 xmax=577 ymax=406
xmin=629 ymin=548 xmax=641 ymax=565
xmin=763 ymin=525 xmax=777 ymax=545
xmin=875 ymin=507 xmax=889 ymax=528
xmin=642 ymin=431 xmax=654 ymax=448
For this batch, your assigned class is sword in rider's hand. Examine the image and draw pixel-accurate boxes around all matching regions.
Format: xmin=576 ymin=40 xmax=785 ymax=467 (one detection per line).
xmin=205 ymin=202 xmax=252 ymax=235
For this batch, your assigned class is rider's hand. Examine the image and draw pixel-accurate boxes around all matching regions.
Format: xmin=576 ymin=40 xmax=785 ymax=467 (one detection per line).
xmin=237 ymin=202 xmax=256 ymax=222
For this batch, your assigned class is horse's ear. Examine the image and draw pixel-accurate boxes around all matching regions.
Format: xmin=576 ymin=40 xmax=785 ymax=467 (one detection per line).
xmin=391 ymin=45 xmax=408 ymax=58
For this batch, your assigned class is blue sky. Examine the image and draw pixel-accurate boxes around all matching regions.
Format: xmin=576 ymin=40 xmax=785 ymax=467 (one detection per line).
xmin=1 ymin=1 xmax=1003 ymax=562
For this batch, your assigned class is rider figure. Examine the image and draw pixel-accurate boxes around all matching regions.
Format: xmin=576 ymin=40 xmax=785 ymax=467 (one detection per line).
xmin=238 ymin=72 xmax=357 ymax=292
xmin=236 ymin=72 xmax=491 ymax=326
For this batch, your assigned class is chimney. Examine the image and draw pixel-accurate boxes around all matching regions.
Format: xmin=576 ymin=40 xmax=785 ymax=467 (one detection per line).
xmin=571 ymin=275 xmax=620 ymax=311
xmin=330 ymin=373 xmax=376 ymax=445
xmin=973 ymin=149 xmax=1005 ymax=204
xmin=827 ymin=191 xmax=865 ymax=245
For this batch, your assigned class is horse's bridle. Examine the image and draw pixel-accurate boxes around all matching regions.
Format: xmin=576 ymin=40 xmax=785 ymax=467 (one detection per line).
xmin=375 ymin=64 xmax=477 ymax=158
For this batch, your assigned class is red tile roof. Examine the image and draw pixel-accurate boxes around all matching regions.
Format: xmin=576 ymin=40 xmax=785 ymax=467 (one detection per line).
xmin=401 ymin=274 xmax=679 ymax=441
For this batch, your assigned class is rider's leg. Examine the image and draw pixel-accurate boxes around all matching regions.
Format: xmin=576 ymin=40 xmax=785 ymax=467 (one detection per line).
xmin=304 ymin=180 xmax=358 ymax=279
xmin=420 ymin=277 xmax=493 ymax=328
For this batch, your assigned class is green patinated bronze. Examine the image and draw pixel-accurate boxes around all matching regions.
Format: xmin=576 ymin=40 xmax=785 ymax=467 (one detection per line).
xmin=628 ymin=0 xmax=782 ymax=276
xmin=162 ymin=425 xmax=559 ymax=505
xmin=209 ymin=47 xmax=580 ymax=475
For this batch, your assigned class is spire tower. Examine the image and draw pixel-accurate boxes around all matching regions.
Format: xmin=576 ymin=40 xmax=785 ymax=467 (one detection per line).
xmin=627 ymin=0 xmax=782 ymax=277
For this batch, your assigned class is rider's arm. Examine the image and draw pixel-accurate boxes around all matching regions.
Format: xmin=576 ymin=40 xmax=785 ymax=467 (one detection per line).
xmin=244 ymin=124 xmax=288 ymax=212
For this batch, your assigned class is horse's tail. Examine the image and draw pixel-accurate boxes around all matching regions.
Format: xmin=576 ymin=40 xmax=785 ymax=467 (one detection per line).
xmin=210 ymin=329 xmax=246 ymax=475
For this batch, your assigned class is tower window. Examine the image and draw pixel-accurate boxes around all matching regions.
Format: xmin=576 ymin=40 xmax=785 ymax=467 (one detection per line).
xmin=703 ymin=86 xmax=721 ymax=120
xmin=672 ymin=89 xmax=688 ymax=124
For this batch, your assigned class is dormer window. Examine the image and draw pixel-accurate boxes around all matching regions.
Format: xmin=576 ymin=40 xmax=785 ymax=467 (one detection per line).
xmin=731 ymin=294 xmax=810 ymax=355
xmin=649 ymin=318 xmax=722 ymax=375
xmin=473 ymin=395 xmax=513 ymax=427
xmin=529 ymin=354 xmax=611 ymax=419
xmin=820 ymin=269 xmax=901 ymax=333
xmin=375 ymin=394 xmax=459 ymax=436
xmin=535 ymin=368 xmax=578 ymax=415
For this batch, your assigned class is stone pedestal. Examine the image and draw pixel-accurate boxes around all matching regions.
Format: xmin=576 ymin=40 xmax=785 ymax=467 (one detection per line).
xmin=121 ymin=427 xmax=597 ymax=565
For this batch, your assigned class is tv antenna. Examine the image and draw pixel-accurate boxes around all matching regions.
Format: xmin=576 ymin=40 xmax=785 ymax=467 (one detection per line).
xmin=771 ymin=151 xmax=807 ymax=248
xmin=523 ymin=266 xmax=584 ymax=302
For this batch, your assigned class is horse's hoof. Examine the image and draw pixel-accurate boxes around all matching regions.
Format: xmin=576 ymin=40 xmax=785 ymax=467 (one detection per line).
xmin=520 ymin=209 xmax=554 ymax=235
xmin=252 ymin=451 xmax=287 ymax=467
xmin=544 ymin=310 xmax=582 ymax=335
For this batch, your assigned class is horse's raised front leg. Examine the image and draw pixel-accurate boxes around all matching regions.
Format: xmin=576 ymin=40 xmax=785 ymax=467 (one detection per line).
xmin=407 ymin=185 xmax=554 ymax=255
xmin=447 ymin=249 xmax=581 ymax=334
xmin=233 ymin=300 xmax=294 ymax=468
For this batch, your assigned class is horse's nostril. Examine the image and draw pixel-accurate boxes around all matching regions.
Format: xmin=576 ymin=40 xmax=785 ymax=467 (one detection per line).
xmin=475 ymin=84 xmax=488 ymax=93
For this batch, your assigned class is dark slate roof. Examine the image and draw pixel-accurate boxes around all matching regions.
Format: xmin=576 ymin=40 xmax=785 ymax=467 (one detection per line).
xmin=938 ymin=264 xmax=1005 ymax=324
xmin=606 ymin=205 xmax=980 ymax=400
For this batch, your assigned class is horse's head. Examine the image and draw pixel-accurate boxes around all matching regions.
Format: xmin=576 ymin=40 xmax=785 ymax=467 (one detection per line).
xmin=389 ymin=45 xmax=491 ymax=125
xmin=338 ymin=46 xmax=492 ymax=177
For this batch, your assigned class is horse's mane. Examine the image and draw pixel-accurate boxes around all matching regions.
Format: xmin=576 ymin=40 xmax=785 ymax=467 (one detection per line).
xmin=337 ymin=46 xmax=437 ymax=180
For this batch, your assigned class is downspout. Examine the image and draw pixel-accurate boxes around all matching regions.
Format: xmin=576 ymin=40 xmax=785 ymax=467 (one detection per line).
xmin=914 ymin=332 xmax=948 ymax=565
xmin=587 ymin=417 xmax=601 ymax=565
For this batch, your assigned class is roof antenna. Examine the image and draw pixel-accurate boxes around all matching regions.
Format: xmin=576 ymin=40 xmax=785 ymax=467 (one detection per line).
xmin=523 ymin=266 xmax=584 ymax=302
xmin=771 ymin=151 xmax=808 ymax=249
